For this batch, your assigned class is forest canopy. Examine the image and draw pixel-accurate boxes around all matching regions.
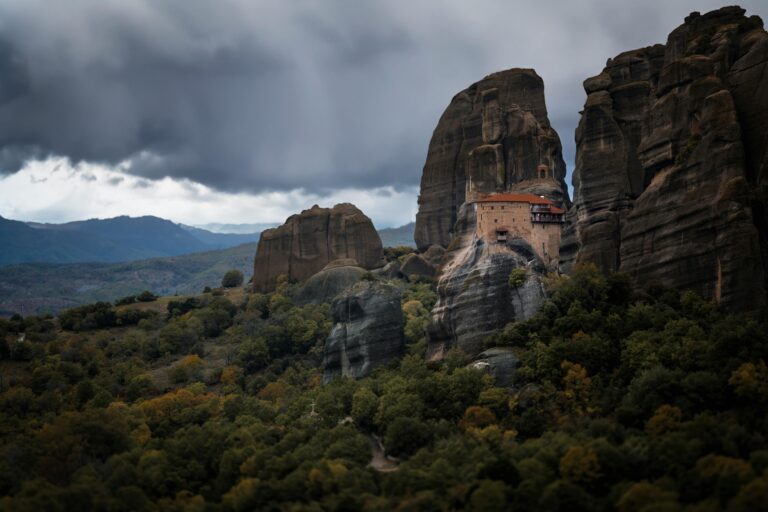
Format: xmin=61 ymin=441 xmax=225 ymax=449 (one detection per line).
xmin=0 ymin=267 xmax=767 ymax=511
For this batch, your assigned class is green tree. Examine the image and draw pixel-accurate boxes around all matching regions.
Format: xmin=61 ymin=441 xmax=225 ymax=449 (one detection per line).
xmin=222 ymin=270 xmax=245 ymax=288
xmin=509 ymin=268 xmax=528 ymax=288
xmin=351 ymin=387 xmax=378 ymax=428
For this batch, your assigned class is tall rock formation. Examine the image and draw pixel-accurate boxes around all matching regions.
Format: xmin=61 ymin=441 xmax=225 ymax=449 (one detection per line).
xmin=562 ymin=6 xmax=768 ymax=311
xmin=323 ymin=281 xmax=405 ymax=383
xmin=253 ymin=204 xmax=384 ymax=293
xmin=414 ymin=69 xmax=568 ymax=252
xmin=427 ymin=202 xmax=547 ymax=359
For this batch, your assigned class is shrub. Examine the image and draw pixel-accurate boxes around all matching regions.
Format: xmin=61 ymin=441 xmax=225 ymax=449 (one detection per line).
xmin=136 ymin=291 xmax=158 ymax=302
xmin=509 ymin=268 xmax=528 ymax=288
xmin=222 ymin=270 xmax=245 ymax=288
xmin=114 ymin=295 xmax=137 ymax=306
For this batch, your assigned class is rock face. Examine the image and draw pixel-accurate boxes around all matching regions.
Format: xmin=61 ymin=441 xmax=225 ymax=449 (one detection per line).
xmin=470 ymin=347 xmax=520 ymax=387
xmin=399 ymin=253 xmax=436 ymax=278
xmin=295 ymin=259 xmax=367 ymax=305
xmin=323 ymin=281 xmax=405 ymax=383
xmin=414 ymin=68 xmax=568 ymax=251
xmin=253 ymin=204 xmax=384 ymax=293
xmin=562 ymin=6 xmax=768 ymax=311
xmin=427 ymin=203 xmax=546 ymax=358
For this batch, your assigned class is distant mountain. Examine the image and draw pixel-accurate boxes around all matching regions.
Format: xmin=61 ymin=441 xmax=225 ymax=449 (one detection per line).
xmin=377 ymin=222 xmax=415 ymax=247
xmin=0 ymin=215 xmax=262 ymax=266
xmin=194 ymin=222 xmax=277 ymax=234
xmin=180 ymin=224 xmax=260 ymax=249
xmin=0 ymin=243 xmax=257 ymax=316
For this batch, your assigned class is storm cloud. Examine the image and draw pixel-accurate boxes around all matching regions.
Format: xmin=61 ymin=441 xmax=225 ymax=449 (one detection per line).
xmin=0 ymin=0 xmax=766 ymax=194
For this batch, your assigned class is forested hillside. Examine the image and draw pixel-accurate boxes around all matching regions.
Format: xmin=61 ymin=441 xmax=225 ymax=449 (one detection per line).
xmin=0 ymin=243 xmax=257 ymax=316
xmin=1 ymin=267 xmax=766 ymax=510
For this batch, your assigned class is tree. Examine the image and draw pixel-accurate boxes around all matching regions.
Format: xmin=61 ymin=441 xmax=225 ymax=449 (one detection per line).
xmin=559 ymin=446 xmax=601 ymax=484
xmin=470 ymin=480 xmax=508 ymax=512
xmin=384 ymin=416 xmax=432 ymax=457
xmin=509 ymin=268 xmax=528 ymax=288
xmin=238 ymin=338 xmax=270 ymax=374
xmin=136 ymin=290 xmax=158 ymax=302
xmin=222 ymin=270 xmax=245 ymax=288
xmin=351 ymin=387 xmax=378 ymax=428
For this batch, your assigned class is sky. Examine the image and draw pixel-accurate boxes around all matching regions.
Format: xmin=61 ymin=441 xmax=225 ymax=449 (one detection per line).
xmin=0 ymin=0 xmax=766 ymax=229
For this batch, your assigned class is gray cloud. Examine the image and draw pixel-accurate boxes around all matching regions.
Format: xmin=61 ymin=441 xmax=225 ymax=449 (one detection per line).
xmin=0 ymin=0 xmax=766 ymax=194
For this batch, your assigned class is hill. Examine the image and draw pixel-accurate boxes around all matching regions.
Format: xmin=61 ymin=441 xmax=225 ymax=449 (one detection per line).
xmin=0 ymin=243 xmax=257 ymax=316
xmin=180 ymin=224 xmax=260 ymax=249
xmin=377 ymin=222 xmax=415 ymax=247
xmin=0 ymin=215 xmax=262 ymax=266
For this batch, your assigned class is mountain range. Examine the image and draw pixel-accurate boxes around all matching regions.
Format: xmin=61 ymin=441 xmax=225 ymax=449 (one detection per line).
xmin=0 ymin=215 xmax=263 ymax=266
xmin=376 ymin=222 xmax=416 ymax=248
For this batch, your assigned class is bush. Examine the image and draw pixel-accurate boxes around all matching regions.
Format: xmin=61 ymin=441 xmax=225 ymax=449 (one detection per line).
xmin=114 ymin=295 xmax=137 ymax=306
xmin=222 ymin=270 xmax=245 ymax=288
xmin=509 ymin=268 xmax=528 ymax=288
xmin=59 ymin=302 xmax=117 ymax=331
xmin=136 ymin=291 xmax=158 ymax=302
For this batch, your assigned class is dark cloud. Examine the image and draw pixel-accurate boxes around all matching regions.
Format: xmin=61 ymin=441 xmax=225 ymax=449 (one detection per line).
xmin=0 ymin=0 xmax=766 ymax=194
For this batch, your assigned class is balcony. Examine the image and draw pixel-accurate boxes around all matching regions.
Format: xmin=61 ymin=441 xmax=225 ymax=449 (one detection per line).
xmin=531 ymin=213 xmax=564 ymax=224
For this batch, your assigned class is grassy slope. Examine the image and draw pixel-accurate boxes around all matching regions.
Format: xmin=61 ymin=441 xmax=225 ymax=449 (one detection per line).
xmin=0 ymin=243 xmax=257 ymax=316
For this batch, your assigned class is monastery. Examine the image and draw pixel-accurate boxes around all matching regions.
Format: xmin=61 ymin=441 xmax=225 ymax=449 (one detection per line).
xmin=472 ymin=192 xmax=564 ymax=265
xmin=465 ymin=162 xmax=565 ymax=265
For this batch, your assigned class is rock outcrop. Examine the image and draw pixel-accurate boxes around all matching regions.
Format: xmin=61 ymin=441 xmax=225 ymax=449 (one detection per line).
xmin=295 ymin=259 xmax=367 ymax=305
xmin=253 ymin=204 xmax=384 ymax=293
xmin=399 ymin=253 xmax=436 ymax=278
xmin=470 ymin=347 xmax=520 ymax=387
xmin=414 ymin=68 xmax=568 ymax=251
xmin=426 ymin=203 xmax=547 ymax=358
xmin=562 ymin=6 xmax=768 ymax=311
xmin=323 ymin=281 xmax=405 ymax=383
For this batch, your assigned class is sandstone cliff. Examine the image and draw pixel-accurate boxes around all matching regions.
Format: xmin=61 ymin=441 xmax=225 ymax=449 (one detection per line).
xmin=561 ymin=6 xmax=768 ymax=311
xmin=323 ymin=281 xmax=405 ymax=383
xmin=253 ymin=204 xmax=384 ymax=293
xmin=414 ymin=69 xmax=568 ymax=251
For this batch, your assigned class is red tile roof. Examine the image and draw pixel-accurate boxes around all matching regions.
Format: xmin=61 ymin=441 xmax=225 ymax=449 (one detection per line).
xmin=476 ymin=193 xmax=554 ymax=205
xmin=550 ymin=206 xmax=565 ymax=214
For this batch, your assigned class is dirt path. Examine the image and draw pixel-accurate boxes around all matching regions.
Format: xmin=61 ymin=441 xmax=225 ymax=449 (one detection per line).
xmin=368 ymin=434 xmax=399 ymax=472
